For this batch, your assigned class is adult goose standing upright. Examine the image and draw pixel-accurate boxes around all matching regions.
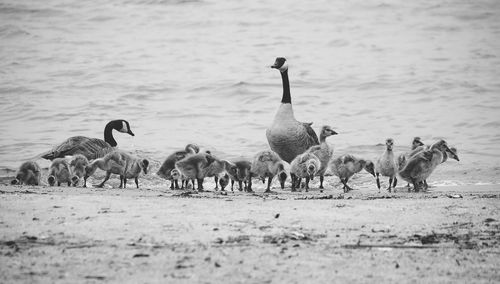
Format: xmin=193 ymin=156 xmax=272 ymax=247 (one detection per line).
xmin=41 ymin=120 xmax=135 ymax=161
xmin=266 ymin=57 xmax=319 ymax=164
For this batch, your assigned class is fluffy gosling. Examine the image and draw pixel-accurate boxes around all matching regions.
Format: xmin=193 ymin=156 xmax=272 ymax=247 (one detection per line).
xmin=290 ymin=152 xmax=321 ymax=192
xmin=11 ymin=161 xmax=41 ymax=186
xmin=329 ymin=155 xmax=376 ymax=193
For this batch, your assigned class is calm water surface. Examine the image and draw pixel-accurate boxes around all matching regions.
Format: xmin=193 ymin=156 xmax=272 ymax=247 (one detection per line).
xmin=1 ymin=0 xmax=499 ymax=186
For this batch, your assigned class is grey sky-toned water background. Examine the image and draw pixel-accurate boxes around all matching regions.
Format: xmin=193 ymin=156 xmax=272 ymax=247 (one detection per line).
xmin=1 ymin=0 xmax=499 ymax=186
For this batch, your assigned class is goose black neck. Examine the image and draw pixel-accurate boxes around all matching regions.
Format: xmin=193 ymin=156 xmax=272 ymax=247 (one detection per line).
xmin=280 ymin=69 xmax=291 ymax=104
xmin=104 ymin=121 xmax=118 ymax=147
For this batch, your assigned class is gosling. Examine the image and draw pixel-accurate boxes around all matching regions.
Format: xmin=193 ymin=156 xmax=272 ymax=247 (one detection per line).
xmin=290 ymin=152 xmax=321 ymax=192
xmin=85 ymin=150 xmax=149 ymax=188
xmin=69 ymin=154 xmax=89 ymax=187
xmin=375 ymin=138 xmax=398 ymax=193
xmin=199 ymin=154 xmax=235 ymax=191
xmin=157 ymin=144 xmax=199 ymax=189
xmin=399 ymin=140 xmax=459 ymax=192
xmin=174 ymin=152 xmax=216 ymax=191
xmin=329 ymin=155 xmax=376 ymax=193
xmin=305 ymin=125 xmax=338 ymax=190
xmin=11 ymin=161 xmax=41 ymax=186
xmin=47 ymin=158 xmax=72 ymax=186
xmin=251 ymin=150 xmax=288 ymax=193
xmin=226 ymin=160 xmax=253 ymax=192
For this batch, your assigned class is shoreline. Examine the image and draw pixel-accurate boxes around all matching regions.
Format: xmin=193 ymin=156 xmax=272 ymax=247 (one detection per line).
xmin=1 ymin=184 xmax=499 ymax=283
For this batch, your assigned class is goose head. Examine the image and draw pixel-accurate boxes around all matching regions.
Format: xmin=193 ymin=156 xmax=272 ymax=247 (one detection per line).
xmin=362 ymin=160 xmax=376 ymax=177
xmin=412 ymin=137 xmax=424 ymax=149
xmin=271 ymin=57 xmax=288 ymax=73
xmin=71 ymin=175 xmax=80 ymax=186
xmin=430 ymin=140 xmax=459 ymax=160
xmin=171 ymin=169 xmax=181 ymax=180
xmin=306 ymin=161 xmax=317 ymax=180
xmin=48 ymin=175 xmax=56 ymax=186
xmin=185 ymin=144 xmax=200 ymax=154
xmin=112 ymin=119 xmax=135 ymax=136
xmin=385 ymin=138 xmax=394 ymax=151
xmin=320 ymin=125 xmax=338 ymax=138
xmin=445 ymin=146 xmax=459 ymax=161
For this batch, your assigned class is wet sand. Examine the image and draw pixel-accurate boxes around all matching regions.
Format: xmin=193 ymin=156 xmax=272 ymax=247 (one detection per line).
xmin=0 ymin=183 xmax=499 ymax=283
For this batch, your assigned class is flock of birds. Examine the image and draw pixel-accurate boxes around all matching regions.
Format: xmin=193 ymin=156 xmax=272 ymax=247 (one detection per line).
xmin=10 ymin=57 xmax=460 ymax=193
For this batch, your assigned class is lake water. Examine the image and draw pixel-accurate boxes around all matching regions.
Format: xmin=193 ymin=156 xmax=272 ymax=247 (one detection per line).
xmin=1 ymin=0 xmax=499 ymax=187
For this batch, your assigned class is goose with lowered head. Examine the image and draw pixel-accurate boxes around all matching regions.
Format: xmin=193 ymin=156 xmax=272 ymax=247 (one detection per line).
xmin=41 ymin=120 xmax=135 ymax=161
xmin=11 ymin=161 xmax=41 ymax=186
xmin=266 ymin=57 xmax=319 ymax=164
xmin=329 ymin=155 xmax=376 ymax=193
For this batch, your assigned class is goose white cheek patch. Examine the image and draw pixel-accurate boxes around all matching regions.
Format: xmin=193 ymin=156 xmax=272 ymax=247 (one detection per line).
xmin=120 ymin=121 xmax=128 ymax=133
xmin=279 ymin=63 xmax=288 ymax=72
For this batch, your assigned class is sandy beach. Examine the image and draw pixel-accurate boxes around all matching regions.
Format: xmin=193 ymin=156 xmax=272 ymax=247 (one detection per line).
xmin=1 ymin=182 xmax=499 ymax=283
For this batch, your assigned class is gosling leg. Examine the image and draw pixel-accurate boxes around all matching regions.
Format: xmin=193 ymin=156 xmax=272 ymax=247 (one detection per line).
xmin=265 ymin=176 xmax=273 ymax=193
xmin=291 ymin=174 xmax=297 ymax=192
xmin=376 ymin=173 xmax=381 ymax=192
xmin=246 ymin=177 xmax=253 ymax=192
xmin=135 ymin=177 xmax=139 ymax=189
xmin=96 ymin=172 xmax=112 ymax=188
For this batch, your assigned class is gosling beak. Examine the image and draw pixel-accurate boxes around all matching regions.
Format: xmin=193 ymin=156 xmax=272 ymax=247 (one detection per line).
xmin=331 ymin=130 xmax=338 ymax=135
xmin=445 ymin=145 xmax=459 ymax=161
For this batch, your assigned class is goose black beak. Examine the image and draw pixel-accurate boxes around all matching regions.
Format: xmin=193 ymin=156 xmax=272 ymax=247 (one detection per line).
xmin=128 ymin=130 xmax=135 ymax=136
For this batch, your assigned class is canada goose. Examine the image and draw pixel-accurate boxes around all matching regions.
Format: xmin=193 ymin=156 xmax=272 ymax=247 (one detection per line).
xmin=174 ymin=152 xmax=217 ymax=191
xmin=47 ymin=158 xmax=72 ymax=186
xmin=398 ymin=140 xmax=458 ymax=190
xmin=11 ymin=161 xmax=41 ymax=186
xmin=157 ymin=144 xmax=199 ymax=189
xmin=85 ymin=150 xmax=149 ymax=189
xmin=251 ymin=150 xmax=288 ymax=193
xmin=375 ymin=138 xmax=398 ymax=193
xmin=290 ymin=152 xmax=321 ymax=192
xmin=202 ymin=158 xmax=236 ymax=191
xmin=41 ymin=120 xmax=135 ymax=161
xmin=226 ymin=160 xmax=253 ymax=192
xmin=329 ymin=155 xmax=376 ymax=193
xmin=305 ymin=125 xmax=338 ymax=190
xmin=398 ymin=140 xmax=459 ymax=192
xmin=170 ymin=169 xmax=189 ymax=189
xmin=266 ymin=57 xmax=319 ymax=164
xmin=69 ymin=154 xmax=89 ymax=187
